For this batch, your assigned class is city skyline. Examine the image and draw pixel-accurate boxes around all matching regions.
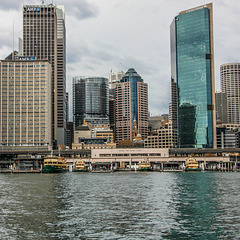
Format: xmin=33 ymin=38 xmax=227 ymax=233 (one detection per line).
xmin=0 ymin=0 xmax=239 ymax=118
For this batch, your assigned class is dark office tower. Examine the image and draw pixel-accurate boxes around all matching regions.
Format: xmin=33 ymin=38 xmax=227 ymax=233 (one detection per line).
xmin=73 ymin=77 xmax=109 ymax=129
xmin=66 ymin=92 xmax=69 ymax=123
xmin=215 ymin=91 xmax=228 ymax=123
xmin=23 ymin=5 xmax=66 ymax=145
xmin=220 ymin=63 xmax=240 ymax=124
xmin=170 ymin=3 xmax=216 ymax=148
xmin=115 ymin=68 xmax=148 ymax=142
xmin=169 ymin=78 xmax=177 ymax=130
xmin=109 ymin=95 xmax=116 ymax=140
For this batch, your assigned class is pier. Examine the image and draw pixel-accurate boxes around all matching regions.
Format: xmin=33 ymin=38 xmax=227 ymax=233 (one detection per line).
xmin=0 ymin=148 xmax=239 ymax=173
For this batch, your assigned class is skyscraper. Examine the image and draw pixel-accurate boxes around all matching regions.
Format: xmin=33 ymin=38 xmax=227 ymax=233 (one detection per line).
xmin=0 ymin=60 xmax=52 ymax=149
xmin=115 ymin=68 xmax=148 ymax=142
xmin=73 ymin=77 xmax=109 ymax=128
xmin=23 ymin=4 xmax=66 ymax=145
xmin=215 ymin=91 xmax=228 ymax=124
xmin=220 ymin=63 xmax=240 ymax=124
xmin=171 ymin=3 xmax=216 ymax=148
xmin=109 ymin=70 xmax=124 ymax=89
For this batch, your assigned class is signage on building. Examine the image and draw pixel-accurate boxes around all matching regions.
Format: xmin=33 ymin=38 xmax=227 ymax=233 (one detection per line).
xmin=17 ymin=56 xmax=35 ymax=61
xmin=26 ymin=7 xmax=40 ymax=12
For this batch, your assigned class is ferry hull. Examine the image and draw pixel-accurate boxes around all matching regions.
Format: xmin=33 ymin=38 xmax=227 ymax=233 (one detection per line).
xmin=138 ymin=167 xmax=152 ymax=171
xmin=73 ymin=169 xmax=88 ymax=172
xmin=42 ymin=165 xmax=67 ymax=173
xmin=185 ymin=168 xmax=202 ymax=171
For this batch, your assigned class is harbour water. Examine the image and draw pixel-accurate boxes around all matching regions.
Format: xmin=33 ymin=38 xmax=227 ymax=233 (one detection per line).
xmin=0 ymin=172 xmax=240 ymax=239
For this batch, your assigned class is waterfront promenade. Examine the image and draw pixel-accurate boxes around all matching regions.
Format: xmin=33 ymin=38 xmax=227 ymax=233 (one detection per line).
xmin=0 ymin=148 xmax=239 ymax=172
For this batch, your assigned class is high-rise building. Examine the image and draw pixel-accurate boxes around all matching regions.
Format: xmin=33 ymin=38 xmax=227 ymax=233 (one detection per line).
xmin=220 ymin=63 xmax=240 ymax=124
xmin=215 ymin=91 xmax=228 ymax=123
xmin=170 ymin=3 xmax=216 ymax=148
xmin=0 ymin=60 xmax=52 ymax=149
xmin=66 ymin=92 xmax=69 ymax=123
xmin=115 ymin=68 xmax=148 ymax=142
xmin=23 ymin=4 xmax=66 ymax=145
xmin=66 ymin=121 xmax=73 ymax=149
xmin=109 ymin=70 xmax=124 ymax=89
xmin=109 ymin=95 xmax=116 ymax=140
xmin=169 ymin=79 xmax=177 ymax=129
xmin=73 ymin=77 xmax=109 ymax=128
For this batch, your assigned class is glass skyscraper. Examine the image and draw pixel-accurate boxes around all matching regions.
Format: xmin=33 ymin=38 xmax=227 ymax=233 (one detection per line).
xmin=73 ymin=77 xmax=109 ymax=129
xmin=171 ymin=3 xmax=216 ymax=148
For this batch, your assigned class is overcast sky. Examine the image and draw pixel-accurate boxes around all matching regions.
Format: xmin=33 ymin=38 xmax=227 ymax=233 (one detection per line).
xmin=0 ymin=0 xmax=239 ymax=119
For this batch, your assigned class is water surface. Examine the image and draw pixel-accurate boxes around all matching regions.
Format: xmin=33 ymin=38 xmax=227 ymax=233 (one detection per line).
xmin=0 ymin=172 xmax=240 ymax=239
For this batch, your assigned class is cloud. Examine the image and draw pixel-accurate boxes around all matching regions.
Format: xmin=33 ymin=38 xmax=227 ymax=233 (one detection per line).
xmin=0 ymin=0 xmax=22 ymax=10
xmin=1 ymin=0 xmax=240 ymax=119
xmin=65 ymin=0 xmax=99 ymax=20
xmin=0 ymin=0 xmax=99 ymax=20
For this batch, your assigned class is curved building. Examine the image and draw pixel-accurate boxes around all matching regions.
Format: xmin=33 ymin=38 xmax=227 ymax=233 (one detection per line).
xmin=73 ymin=77 xmax=109 ymax=128
xmin=221 ymin=63 xmax=240 ymax=124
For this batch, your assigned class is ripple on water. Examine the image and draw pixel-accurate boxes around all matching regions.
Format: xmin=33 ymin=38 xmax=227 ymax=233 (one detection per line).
xmin=0 ymin=172 xmax=240 ymax=239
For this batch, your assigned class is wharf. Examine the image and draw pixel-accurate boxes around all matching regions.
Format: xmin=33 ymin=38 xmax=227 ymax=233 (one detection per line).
xmin=162 ymin=169 xmax=183 ymax=172
xmin=0 ymin=169 xmax=41 ymax=173
xmin=90 ymin=169 xmax=113 ymax=173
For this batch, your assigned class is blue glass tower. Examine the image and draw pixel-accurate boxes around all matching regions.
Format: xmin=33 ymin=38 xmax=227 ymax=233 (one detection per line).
xmin=171 ymin=3 xmax=216 ymax=148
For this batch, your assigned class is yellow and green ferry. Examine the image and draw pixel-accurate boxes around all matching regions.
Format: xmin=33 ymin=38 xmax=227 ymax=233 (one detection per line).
xmin=42 ymin=156 xmax=68 ymax=173
xmin=138 ymin=160 xmax=152 ymax=171
xmin=185 ymin=158 xmax=202 ymax=171
xmin=73 ymin=159 xmax=88 ymax=172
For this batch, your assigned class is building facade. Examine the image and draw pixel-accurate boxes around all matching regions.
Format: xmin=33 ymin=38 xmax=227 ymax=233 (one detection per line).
xmin=220 ymin=63 xmax=240 ymax=124
xmin=170 ymin=3 xmax=216 ymax=148
xmin=23 ymin=4 xmax=66 ymax=145
xmin=109 ymin=71 xmax=124 ymax=89
xmin=215 ymin=91 xmax=228 ymax=123
xmin=66 ymin=92 xmax=69 ymax=123
xmin=115 ymin=68 xmax=148 ymax=143
xmin=144 ymin=121 xmax=177 ymax=148
xmin=73 ymin=77 xmax=109 ymax=129
xmin=0 ymin=60 xmax=52 ymax=149
xmin=66 ymin=121 xmax=73 ymax=149
xmin=216 ymin=124 xmax=240 ymax=149
xmin=72 ymin=125 xmax=116 ymax=149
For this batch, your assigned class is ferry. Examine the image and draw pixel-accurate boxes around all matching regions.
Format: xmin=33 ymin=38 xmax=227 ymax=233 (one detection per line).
xmin=185 ymin=158 xmax=202 ymax=171
xmin=42 ymin=156 xmax=68 ymax=173
xmin=138 ymin=160 xmax=152 ymax=171
xmin=73 ymin=159 xmax=88 ymax=172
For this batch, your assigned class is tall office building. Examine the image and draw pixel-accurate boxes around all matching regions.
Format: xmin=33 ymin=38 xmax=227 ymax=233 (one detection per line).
xmin=115 ymin=68 xmax=148 ymax=142
xmin=66 ymin=92 xmax=69 ymax=123
xmin=73 ymin=77 xmax=109 ymax=129
xmin=23 ymin=4 xmax=66 ymax=145
xmin=220 ymin=63 xmax=240 ymax=124
xmin=109 ymin=70 xmax=124 ymax=89
xmin=170 ymin=3 xmax=216 ymax=148
xmin=0 ymin=60 xmax=52 ymax=149
xmin=169 ymin=78 xmax=177 ymax=129
xmin=215 ymin=91 xmax=228 ymax=123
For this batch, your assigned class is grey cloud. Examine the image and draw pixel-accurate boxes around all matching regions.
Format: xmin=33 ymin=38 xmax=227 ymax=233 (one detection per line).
xmin=0 ymin=0 xmax=99 ymax=20
xmin=57 ymin=0 xmax=99 ymax=20
xmin=0 ymin=0 xmax=22 ymax=10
